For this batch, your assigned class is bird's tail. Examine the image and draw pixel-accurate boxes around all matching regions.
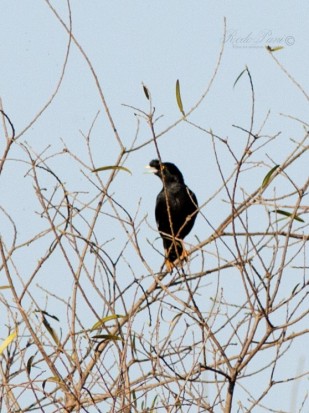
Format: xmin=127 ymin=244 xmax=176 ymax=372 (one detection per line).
xmin=166 ymin=239 xmax=183 ymax=263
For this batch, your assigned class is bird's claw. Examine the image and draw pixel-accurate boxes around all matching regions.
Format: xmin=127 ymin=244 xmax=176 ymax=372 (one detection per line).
xmin=179 ymin=245 xmax=188 ymax=261
xmin=165 ymin=259 xmax=174 ymax=273
xmin=165 ymin=247 xmax=188 ymax=272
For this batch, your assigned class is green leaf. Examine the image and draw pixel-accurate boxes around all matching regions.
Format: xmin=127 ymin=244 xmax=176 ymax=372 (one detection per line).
xmin=266 ymin=45 xmax=284 ymax=52
xmin=42 ymin=376 xmax=66 ymax=391
xmin=42 ymin=316 xmax=60 ymax=346
xmin=92 ymin=165 xmax=132 ymax=175
xmin=273 ymin=209 xmax=304 ymax=223
xmin=292 ymin=283 xmax=300 ymax=295
xmin=151 ymin=395 xmax=158 ymax=410
xmin=261 ymin=165 xmax=279 ymax=188
xmin=131 ymin=332 xmax=137 ymax=355
xmin=170 ymin=312 xmax=182 ymax=324
xmin=132 ymin=390 xmax=137 ymax=408
xmin=91 ymin=314 xmax=125 ymax=331
xmin=27 ymin=355 xmax=35 ymax=374
xmin=176 ymin=79 xmax=185 ymax=116
xmin=0 ymin=285 xmax=10 ymax=290
xmin=91 ymin=334 xmax=122 ymax=341
xmin=143 ymin=84 xmax=150 ymax=100
xmin=35 ymin=310 xmax=59 ymax=322
xmin=233 ymin=68 xmax=247 ymax=89
xmin=0 ymin=329 xmax=18 ymax=355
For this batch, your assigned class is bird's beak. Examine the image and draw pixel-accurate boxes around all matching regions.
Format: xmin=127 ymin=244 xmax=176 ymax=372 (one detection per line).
xmin=144 ymin=165 xmax=158 ymax=174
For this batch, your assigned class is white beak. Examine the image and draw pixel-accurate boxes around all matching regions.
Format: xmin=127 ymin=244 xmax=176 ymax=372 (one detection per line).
xmin=145 ymin=165 xmax=158 ymax=174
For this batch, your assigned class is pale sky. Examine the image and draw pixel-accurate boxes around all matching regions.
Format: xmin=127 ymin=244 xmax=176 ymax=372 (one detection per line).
xmin=0 ymin=1 xmax=308 ymax=411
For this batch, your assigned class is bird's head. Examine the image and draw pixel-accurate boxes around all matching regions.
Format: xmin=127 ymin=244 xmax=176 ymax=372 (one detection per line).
xmin=147 ymin=159 xmax=185 ymax=184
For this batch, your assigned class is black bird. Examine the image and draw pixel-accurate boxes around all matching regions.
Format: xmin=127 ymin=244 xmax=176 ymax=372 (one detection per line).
xmin=148 ymin=159 xmax=198 ymax=271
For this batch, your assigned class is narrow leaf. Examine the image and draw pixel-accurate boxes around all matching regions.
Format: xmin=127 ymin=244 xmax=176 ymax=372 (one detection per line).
xmin=0 ymin=329 xmax=18 ymax=355
xmin=131 ymin=332 xmax=136 ymax=355
xmin=151 ymin=395 xmax=158 ymax=409
xmin=92 ymin=165 xmax=132 ymax=175
xmin=42 ymin=376 xmax=65 ymax=391
xmin=35 ymin=310 xmax=59 ymax=322
xmin=42 ymin=316 xmax=60 ymax=346
xmin=273 ymin=209 xmax=304 ymax=223
xmin=292 ymin=283 xmax=300 ymax=295
xmin=170 ymin=313 xmax=182 ymax=324
xmin=132 ymin=390 xmax=137 ymax=408
xmin=0 ymin=285 xmax=10 ymax=290
xmin=143 ymin=84 xmax=150 ymax=100
xmin=266 ymin=45 xmax=284 ymax=52
xmin=233 ymin=68 xmax=247 ymax=89
xmin=91 ymin=334 xmax=122 ymax=341
xmin=27 ymin=355 xmax=35 ymax=374
xmin=176 ymin=79 xmax=185 ymax=116
xmin=261 ymin=165 xmax=279 ymax=188
xmin=91 ymin=314 xmax=125 ymax=331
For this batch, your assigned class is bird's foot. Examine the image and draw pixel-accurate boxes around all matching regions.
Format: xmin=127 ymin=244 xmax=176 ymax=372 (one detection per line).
xmin=165 ymin=259 xmax=174 ymax=273
xmin=179 ymin=247 xmax=188 ymax=262
xmin=165 ymin=248 xmax=188 ymax=272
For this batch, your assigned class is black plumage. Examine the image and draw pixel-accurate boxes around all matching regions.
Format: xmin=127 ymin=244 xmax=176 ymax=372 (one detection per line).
xmin=148 ymin=159 xmax=198 ymax=271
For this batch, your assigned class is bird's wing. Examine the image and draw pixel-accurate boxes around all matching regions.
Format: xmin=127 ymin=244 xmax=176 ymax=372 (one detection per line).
xmin=155 ymin=190 xmax=169 ymax=232
xmin=187 ymin=187 xmax=198 ymax=209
